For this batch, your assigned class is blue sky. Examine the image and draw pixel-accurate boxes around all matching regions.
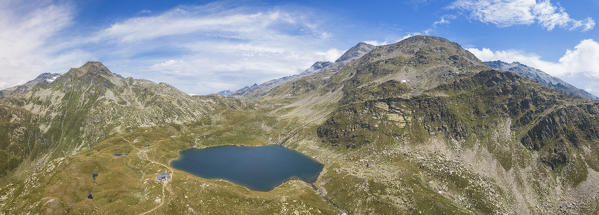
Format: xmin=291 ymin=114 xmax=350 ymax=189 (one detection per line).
xmin=1 ymin=0 xmax=598 ymax=96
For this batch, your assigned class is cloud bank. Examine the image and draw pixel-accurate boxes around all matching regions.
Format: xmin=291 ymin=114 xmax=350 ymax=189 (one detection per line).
xmin=451 ymin=0 xmax=595 ymax=31
xmin=97 ymin=5 xmax=343 ymax=94
xmin=0 ymin=1 xmax=92 ymax=89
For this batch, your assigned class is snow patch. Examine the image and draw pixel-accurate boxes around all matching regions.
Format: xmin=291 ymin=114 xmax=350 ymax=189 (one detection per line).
xmin=46 ymin=76 xmax=58 ymax=83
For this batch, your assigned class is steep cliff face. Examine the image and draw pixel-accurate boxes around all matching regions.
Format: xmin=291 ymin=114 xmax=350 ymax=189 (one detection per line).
xmin=0 ymin=105 xmax=46 ymax=176
xmin=521 ymin=103 xmax=599 ymax=171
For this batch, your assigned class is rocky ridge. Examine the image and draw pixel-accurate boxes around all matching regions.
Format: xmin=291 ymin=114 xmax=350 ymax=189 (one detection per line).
xmin=0 ymin=73 xmax=61 ymax=98
xmin=227 ymin=61 xmax=333 ymax=98
xmin=485 ymin=60 xmax=596 ymax=100
xmin=227 ymin=41 xmax=376 ymax=99
xmin=2 ymin=36 xmax=599 ymax=214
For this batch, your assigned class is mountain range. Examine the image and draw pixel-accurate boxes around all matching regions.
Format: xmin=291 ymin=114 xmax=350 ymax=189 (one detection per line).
xmin=220 ymin=42 xmax=376 ymax=98
xmin=0 ymin=73 xmax=61 ymax=98
xmin=1 ymin=36 xmax=599 ymax=214
xmin=485 ymin=60 xmax=597 ymax=100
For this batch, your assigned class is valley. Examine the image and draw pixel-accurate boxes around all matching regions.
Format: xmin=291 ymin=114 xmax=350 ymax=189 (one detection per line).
xmin=2 ymin=36 xmax=599 ymax=214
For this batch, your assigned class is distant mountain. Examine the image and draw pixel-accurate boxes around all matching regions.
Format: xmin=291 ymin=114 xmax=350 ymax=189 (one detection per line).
xmin=300 ymin=61 xmax=332 ymax=75
xmin=217 ymin=89 xmax=233 ymax=96
xmin=226 ymin=41 xmax=377 ymax=98
xmin=0 ymin=73 xmax=61 ymax=98
xmin=485 ymin=60 xmax=596 ymax=100
xmin=225 ymin=61 xmax=332 ymax=98
xmin=335 ymin=42 xmax=375 ymax=63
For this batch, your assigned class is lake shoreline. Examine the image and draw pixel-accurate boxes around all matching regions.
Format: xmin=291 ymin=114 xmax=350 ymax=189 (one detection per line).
xmin=169 ymin=144 xmax=324 ymax=192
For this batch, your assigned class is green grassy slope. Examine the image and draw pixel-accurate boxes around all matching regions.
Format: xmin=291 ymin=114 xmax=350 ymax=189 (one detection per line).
xmin=3 ymin=36 xmax=599 ymax=214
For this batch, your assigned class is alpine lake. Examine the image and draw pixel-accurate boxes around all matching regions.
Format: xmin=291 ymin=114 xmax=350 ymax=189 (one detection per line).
xmin=170 ymin=145 xmax=323 ymax=191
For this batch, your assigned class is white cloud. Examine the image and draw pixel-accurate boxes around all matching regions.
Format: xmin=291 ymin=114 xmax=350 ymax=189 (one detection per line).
xmin=468 ymin=48 xmax=562 ymax=74
xmin=434 ymin=15 xmax=455 ymax=26
xmin=81 ymin=5 xmax=340 ymax=94
xmin=558 ymin=39 xmax=599 ymax=78
xmin=467 ymin=39 xmax=599 ymax=96
xmin=451 ymin=0 xmax=595 ymax=31
xmin=401 ymin=33 xmax=423 ymax=40
xmin=316 ymin=49 xmax=344 ymax=62
xmin=0 ymin=2 xmax=340 ymax=94
xmin=364 ymin=40 xmax=389 ymax=46
xmin=425 ymin=15 xmax=457 ymax=34
xmin=365 ymin=32 xmax=430 ymax=46
xmin=365 ymin=32 xmax=427 ymax=46
xmin=94 ymin=5 xmax=341 ymax=94
xmin=0 ymin=1 xmax=93 ymax=89
xmin=95 ymin=8 xmax=290 ymax=43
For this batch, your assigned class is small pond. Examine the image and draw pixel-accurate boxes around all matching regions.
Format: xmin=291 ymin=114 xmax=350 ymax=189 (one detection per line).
xmin=171 ymin=145 xmax=323 ymax=191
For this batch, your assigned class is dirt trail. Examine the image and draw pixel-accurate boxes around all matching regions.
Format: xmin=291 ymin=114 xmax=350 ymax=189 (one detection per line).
xmin=121 ymin=137 xmax=174 ymax=215
xmin=310 ymin=183 xmax=348 ymax=215
xmin=275 ymin=112 xmax=331 ymax=146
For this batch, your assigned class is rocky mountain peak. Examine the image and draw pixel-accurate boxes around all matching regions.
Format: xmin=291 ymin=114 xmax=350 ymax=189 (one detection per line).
xmin=62 ymin=62 xmax=124 ymax=81
xmin=59 ymin=61 xmax=126 ymax=88
xmin=484 ymin=60 xmax=510 ymax=68
xmin=300 ymin=61 xmax=332 ymax=75
xmin=0 ymin=73 xmax=61 ymax=98
xmin=393 ymin=36 xmax=479 ymax=61
xmin=485 ymin=60 xmax=597 ymax=100
xmin=311 ymin=61 xmax=332 ymax=69
xmin=228 ymin=60 xmax=333 ymax=98
xmin=356 ymin=35 xmax=486 ymax=73
xmin=35 ymin=73 xmax=61 ymax=81
xmin=74 ymin=61 xmax=113 ymax=76
xmin=24 ymin=73 xmax=61 ymax=87
xmin=335 ymin=42 xmax=376 ymax=63
xmin=331 ymin=36 xmax=490 ymax=101
xmin=485 ymin=60 xmax=529 ymax=70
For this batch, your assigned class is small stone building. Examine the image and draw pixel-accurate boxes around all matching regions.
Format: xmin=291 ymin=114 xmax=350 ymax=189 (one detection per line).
xmin=157 ymin=173 xmax=170 ymax=183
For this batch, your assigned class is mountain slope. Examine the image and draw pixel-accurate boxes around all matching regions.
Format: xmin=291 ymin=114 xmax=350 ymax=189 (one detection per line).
xmin=263 ymin=36 xmax=599 ymax=214
xmin=260 ymin=36 xmax=488 ymax=124
xmin=316 ymin=68 xmax=599 ymax=213
xmin=485 ymin=60 xmax=596 ymax=100
xmin=3 ymin=36 xmax=599 ymax=215
xmin=0 ymin=62 xmax=235 ymax=176
xmin=228 ymin=41 xmax=376 ymax=99
xmin=229 ymin=61 xmax=332 ymax=98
